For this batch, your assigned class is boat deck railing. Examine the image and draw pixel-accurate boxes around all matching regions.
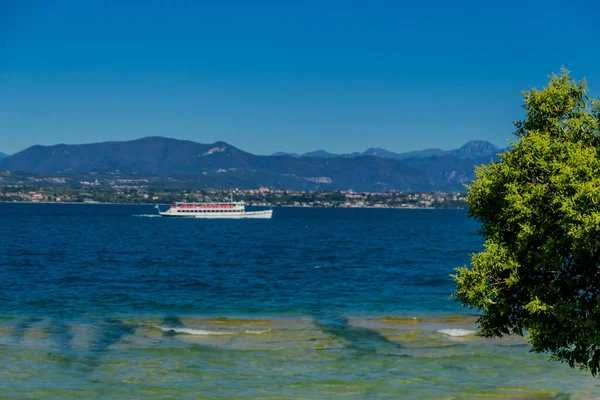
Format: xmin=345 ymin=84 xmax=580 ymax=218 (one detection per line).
xmin=174 ymin=201 xmax=245 ymax=206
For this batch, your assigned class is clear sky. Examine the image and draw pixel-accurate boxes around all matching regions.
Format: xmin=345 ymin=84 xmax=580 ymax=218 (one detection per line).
xmin=1 ymin=0 xmax=599 ymax=155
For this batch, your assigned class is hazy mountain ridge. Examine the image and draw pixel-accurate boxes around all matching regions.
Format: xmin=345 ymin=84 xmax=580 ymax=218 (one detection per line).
xmin=275 ymin=140 xmax=503 ymax=160
xmin=0 ymin=152 xmax=7 ymax=160
xmin=0 ymin=137 xmax=501 ymax=191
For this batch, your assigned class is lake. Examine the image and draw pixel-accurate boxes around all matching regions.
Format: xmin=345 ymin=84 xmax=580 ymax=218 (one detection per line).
xmin=0 ymin=204 xmax=598 ymax=398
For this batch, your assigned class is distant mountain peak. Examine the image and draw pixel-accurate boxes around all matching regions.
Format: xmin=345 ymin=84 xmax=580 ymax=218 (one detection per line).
xmin=363 ymin=148 xmax=400 ymax=158
xmin=458 ymin=140 xmax=498 ymax=149
xmin=302 ymin=150 xmax=338 ymax=158
xmin=449 ymin=140 xmax=500 ymax=159
xmin=273 ymin=140 xmax=504 ymax=161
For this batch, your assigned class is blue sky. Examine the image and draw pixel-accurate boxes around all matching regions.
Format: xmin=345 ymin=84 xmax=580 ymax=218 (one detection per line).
xmin=1 ymin=0 xmax=599 ymax=155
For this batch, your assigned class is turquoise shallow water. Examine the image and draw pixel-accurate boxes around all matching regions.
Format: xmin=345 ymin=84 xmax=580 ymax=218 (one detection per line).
xmin=1 ymin=204 xmax=599 ymax=398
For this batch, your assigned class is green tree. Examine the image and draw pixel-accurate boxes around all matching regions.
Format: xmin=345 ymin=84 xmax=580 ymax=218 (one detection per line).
xmin=452 ymin=69 xmax=600 ymax=375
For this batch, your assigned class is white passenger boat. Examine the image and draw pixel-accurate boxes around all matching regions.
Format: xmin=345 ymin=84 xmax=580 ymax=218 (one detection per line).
xmin=156 ymin=200 xmax=272 ymax=219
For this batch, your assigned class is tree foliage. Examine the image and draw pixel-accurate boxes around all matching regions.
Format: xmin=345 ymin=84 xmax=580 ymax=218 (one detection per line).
xmin=452 ymin=68 xmax=600 ymax=375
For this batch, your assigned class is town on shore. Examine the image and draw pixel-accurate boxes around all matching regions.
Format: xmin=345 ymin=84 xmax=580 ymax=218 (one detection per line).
xmin=0 ymin=187 xmax=466 ymax=209
xmin=0 ymin=170 xmax=468 ymax=209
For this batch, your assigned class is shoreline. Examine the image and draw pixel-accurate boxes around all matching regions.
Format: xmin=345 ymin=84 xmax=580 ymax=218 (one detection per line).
xmin=0 ymin=201 xmax=461 ymax=210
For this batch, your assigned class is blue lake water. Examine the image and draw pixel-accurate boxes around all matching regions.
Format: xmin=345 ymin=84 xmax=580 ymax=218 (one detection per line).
xmin=1 ymin=203 xmax=598 ymax=398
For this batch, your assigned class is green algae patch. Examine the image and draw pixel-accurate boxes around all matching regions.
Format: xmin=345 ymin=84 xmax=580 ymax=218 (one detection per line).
xmin=23 ymin=328 xmax=49 ymax=340
xmin=379 ymin=316 xmax=423 ymax=324
xmin=203 ymin=317 xmax=271 ymax=326
xmin=429 ymin=315 xmax=477 ymax=324
xmin=134 ymin=326 xmax=163 ymax=339
xmin=465 ymin=390 xmax=562 ymax=399
xmin=383 ymin=329 xmax=460 ymax=348
xmin=377 ymin=315 xmax=477 ymax=325
xmin=46 ymin=352 xmax=76 ymax=364
xmin=493 ymin=386 xmax=562 ymax=398
xmin=394 ymin=377 xmax=428 ymax=384
xmin=0 ymin=325 xmax=13 ymax=336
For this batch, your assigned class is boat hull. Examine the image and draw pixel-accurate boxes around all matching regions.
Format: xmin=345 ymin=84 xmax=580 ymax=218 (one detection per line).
xmin=159 ymin=210 xmax=273 ymax=219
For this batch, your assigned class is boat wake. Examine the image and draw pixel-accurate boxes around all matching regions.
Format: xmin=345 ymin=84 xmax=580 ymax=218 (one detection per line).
xmin=133 ymin=214 xmax=162 ymax=218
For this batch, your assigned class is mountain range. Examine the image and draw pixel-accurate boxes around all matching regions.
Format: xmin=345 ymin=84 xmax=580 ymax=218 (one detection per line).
xmin=0 ymin=137 xmax=504 ymax=192
xmin=0 ymin=152 xmax=7 ymax=160
xmin=272 ymin=140 xmax=500 ymax=160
